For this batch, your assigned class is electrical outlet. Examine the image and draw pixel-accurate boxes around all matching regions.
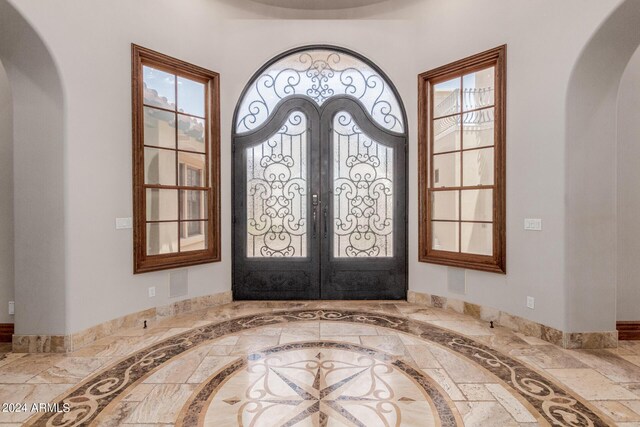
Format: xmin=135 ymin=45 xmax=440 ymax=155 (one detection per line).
xmin=8 ymin=301 xmax=14 ymax=315
xmin=148 ymin=286 xmax=156 ymax=298
xmin=526 ymin=296 xmax=535 ymax=309
xmin=524 ymin=218 xmax=542 ymax=231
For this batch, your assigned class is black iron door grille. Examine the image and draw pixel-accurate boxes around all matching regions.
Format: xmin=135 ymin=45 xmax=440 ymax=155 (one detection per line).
xmin=233 ymin=96 xmax=406 ymax=300
xmin=232 ymin=46 xmax=407 ymax=300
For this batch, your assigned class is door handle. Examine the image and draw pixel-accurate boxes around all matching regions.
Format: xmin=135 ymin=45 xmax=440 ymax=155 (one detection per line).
xmin=312 ymin=194 xmax=319 ymax=238
xmin=323 ymin=205 xmax=328 ymax=238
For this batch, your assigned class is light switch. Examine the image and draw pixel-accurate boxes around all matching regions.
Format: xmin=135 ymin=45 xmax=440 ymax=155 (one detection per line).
xmin=116 ymin=217 xmax=133 ymax=229
xmin=8 ymin=301 xmax=14 ymax=315
xmin=526 ymin=296 xmax=535 ymax=309
xmin=524 ymin=218 xmax=542 ymax=231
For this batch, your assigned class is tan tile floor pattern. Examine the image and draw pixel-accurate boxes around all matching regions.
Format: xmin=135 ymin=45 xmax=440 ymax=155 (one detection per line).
xmin=181 ymin=341 xmax=458 ymax=426
xmin=0 ymin=301 xmax=638 ymax=425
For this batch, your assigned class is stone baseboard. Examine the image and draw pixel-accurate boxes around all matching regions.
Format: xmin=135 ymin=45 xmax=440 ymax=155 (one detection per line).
xmin=408 ymin=290 xmax=617 ymax=349
xmin=12 ymin=291 xmax=232 ymax=353
xmin=11 ymin=335 xmax=68 ymax=353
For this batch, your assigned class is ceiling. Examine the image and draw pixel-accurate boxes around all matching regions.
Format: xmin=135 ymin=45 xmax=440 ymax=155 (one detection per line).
xmin=246 ymin=0 xmax=390 ymax=10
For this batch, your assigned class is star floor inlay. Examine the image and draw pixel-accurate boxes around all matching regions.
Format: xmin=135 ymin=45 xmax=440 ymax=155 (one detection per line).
xmin=180 ymin=342 xmax=458 ymax=426
xmin=4 ymin=302 xmax=633 ymax=426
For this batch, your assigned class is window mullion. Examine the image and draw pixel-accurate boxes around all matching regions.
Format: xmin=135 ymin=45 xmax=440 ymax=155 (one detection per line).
xmin=175 ymin=72 xmax=181 ymax=254
xmin=458 ymin=76 xmax=463 ymax=253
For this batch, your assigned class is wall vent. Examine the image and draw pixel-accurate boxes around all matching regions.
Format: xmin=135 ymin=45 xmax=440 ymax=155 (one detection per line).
xmin=447 ymin=267 xmax=466 ymax=295
xmin=169 ymin=269 xmax=188 ymax=298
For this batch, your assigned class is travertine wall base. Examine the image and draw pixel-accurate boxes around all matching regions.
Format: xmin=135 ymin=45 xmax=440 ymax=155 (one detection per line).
xmin=12 ymin=290 xmax=616 ymax=352
xmin=408 ymin=291 xmax=617 ymax=349
xmin=12 ymin=291 xmax=233 ymax=353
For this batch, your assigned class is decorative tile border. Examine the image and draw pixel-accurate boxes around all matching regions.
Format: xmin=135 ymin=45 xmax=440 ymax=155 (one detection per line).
xmin=12 ymin=291 xmax=232 ymax=353
xmin=23 ymin=309 xmax=611 ymax=426
xmin=408 ymin=290 xmax=617 ymax=349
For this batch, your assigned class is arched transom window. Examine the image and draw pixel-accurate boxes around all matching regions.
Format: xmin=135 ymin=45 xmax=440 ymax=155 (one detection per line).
xmin=235 ymin=49 xmax=405 ymax=134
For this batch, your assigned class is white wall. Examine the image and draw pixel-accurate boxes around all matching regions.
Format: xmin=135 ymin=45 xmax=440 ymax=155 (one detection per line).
xmin=0 ymin=61 xmax=14 ymax=325
xmin=6 ymin=0 xmax=626 ymax=334
xmin=617 ymin=45 xmax=640 ymax=322
xmin=0 ymin=0 xmax=66 ymax=335
xmin=565 ymin=0 xmax=640 ymax=332
xmin=412 ymin=0 xmax=623 ymax=332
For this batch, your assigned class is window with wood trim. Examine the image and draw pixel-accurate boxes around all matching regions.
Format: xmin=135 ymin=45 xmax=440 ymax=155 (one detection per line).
xmin=418 ymin=45 xmax=506 ymax=273
xmin=132 ymin=44 xmax=220 ymax=273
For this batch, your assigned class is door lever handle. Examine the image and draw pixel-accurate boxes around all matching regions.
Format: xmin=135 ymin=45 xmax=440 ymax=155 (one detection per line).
xmin=312 ymin=194 xmax=319 ymax=238
xmin=312 ymin=209 xmax=317 ymax=238
xmin=323 ymin=206 xmax=328 ymax=238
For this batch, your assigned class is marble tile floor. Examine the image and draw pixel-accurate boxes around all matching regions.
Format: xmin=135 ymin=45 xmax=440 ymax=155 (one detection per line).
xmin=0 ymin=301 xmax=638 ymax=426
xmin=0 ymin=344 xmax=11 ymax=355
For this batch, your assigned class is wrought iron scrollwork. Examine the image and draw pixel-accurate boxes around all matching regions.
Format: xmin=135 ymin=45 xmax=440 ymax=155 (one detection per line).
xmin=236 ymin=49 xmax=404 ymax=134
xmin=333 ymin=112 xmax=393 ymax=257
xmin=246 ymin=112 xmax=307 ymax=257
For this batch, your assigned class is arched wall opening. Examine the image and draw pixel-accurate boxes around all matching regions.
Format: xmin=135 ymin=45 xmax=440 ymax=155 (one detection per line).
xmin=565 ymin=0 xmax=640 ymax=332
xmin=0 ymin=0 xmax=66 ymax=338
xmin=0 ymin=60 xmax=14 ymax=334
xmin=616 ymin=45 xmax=640 ymax=324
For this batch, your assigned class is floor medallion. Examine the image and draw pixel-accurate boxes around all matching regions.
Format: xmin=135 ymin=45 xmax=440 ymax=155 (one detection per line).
xmin=178 ymin=341 xmax=460 ymax=426
xmin=22 ymin=308 xmax=612 ymax=426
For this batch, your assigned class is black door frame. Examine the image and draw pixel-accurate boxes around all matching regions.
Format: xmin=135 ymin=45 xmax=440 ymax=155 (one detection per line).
xmin=232 ymin=45 xmax=408 ymax=300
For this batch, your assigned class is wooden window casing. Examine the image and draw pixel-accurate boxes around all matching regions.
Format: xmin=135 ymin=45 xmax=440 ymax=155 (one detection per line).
xmin=418 ymin=45 xmax=506 ymax=273
xmin=132 ymin=44 xmax=220 ymax=273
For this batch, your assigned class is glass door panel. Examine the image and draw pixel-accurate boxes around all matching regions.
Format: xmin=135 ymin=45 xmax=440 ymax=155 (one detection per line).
xmin=319 ymin=100 xmax=406 ymax=300
xmin=233 ymin=99 xmax=321 ymax=300
xmin=246 ymin=112 xmax=308 ymax=258
xmin=333 ymin=112 xmax=393 ymax=258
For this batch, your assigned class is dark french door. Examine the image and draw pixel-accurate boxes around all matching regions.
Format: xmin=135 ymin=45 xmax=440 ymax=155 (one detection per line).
xmin=233 ymin=95 xmax=406 ymax=300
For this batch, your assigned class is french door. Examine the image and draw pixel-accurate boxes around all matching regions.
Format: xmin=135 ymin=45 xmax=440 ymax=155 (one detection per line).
xmin=233 ymin=96 xmax=406 ymax=300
